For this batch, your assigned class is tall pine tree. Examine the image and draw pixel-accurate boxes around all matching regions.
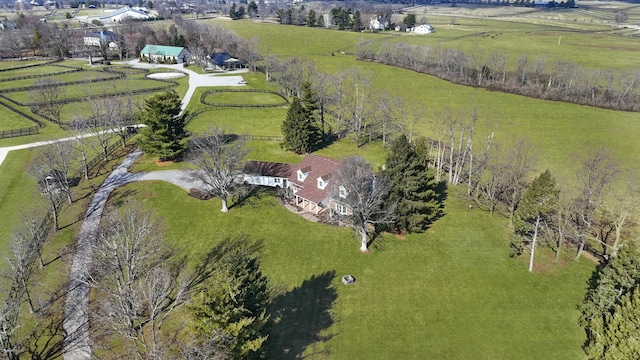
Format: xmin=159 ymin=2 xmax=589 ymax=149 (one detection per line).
xmin=137 ymin=90 xmax=188 ymax=161
xmin=281 ymin=95 xmax=321 ymax=154
xmin=580 ymin=240 xmax=640 ymax=359
xmin=189 ymin=237 xmax=270 ymax=360
xmin=382 ymin=135 xmax=441 ymax=233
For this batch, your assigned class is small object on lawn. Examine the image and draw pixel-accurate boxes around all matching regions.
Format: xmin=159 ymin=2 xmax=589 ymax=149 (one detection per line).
xmin=468 ymin=204 xmax=473 ymax=211
xmin=342 ymin=274 xmax=355 ymax=285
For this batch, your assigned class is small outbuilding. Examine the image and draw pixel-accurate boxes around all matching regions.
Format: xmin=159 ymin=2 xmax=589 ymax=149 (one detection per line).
xmin=209 ymin=51 xmax=245 ymax=70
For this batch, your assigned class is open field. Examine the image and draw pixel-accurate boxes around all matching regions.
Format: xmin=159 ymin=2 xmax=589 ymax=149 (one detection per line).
xmin=111 ymin=180 xmax=594 ymax=359
xmin=3 ymin=10 xmax=640 ymax=357
xmin=201 ymin=90 xmax=287 ymax=105
xmin=212 ymin=18 xmax=640 ymax=186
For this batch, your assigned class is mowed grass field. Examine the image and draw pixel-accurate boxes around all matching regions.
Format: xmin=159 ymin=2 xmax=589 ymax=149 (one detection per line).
xmin=111 ymin=180 xmax=594 ymax=359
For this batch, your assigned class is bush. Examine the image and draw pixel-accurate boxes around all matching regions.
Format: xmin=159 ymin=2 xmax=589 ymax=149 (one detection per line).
xmin=189 ymin=188 xmax=212 ymax=200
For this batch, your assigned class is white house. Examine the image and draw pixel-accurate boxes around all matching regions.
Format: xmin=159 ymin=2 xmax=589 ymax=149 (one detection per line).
xmin=83 ymin=30 xmax=118 ymax=47
xmin=243 ymin=161 xmax=293 ymax=188
xmin=414 ymin=24 xmax=435 ymax=34
xmin=369 ymin=17 xmax=388 ymax=31
xmin=242 ymin=154 xmax=351 ymax=216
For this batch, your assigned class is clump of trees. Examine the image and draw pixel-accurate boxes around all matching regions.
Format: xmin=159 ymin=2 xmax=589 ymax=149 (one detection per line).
xmin=382 ymin=134 xmax=443 ymax=234
xmin=580 ymin=240 xmax=640 ymax=358
xmin=187 ymin=237 xmax=270 ymax=359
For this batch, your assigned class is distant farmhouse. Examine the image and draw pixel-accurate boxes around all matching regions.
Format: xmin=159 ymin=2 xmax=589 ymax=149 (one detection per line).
xmin=140 ymin=45 xmax=191 ymax=64
xmin=414 ymin=24 xmax=435 ymax=34
xmin=83 ymin=30 xmax=118 ymax=48
xmin=369 ymin=17 xmax=388 ymax=31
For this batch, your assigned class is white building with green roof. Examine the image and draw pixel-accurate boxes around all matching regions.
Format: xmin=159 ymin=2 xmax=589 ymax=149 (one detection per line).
xmin=140 ymin=45 xmax=191 ymax=64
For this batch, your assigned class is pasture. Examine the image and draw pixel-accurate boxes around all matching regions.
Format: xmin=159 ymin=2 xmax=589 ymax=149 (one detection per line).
xmin=109 ymin=180 xmax=594 ymax=360
xmin=213 ymin=18 xmax=640 ymax=185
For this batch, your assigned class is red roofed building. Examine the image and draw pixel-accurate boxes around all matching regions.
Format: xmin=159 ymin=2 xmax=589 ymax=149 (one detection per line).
xmin=242 ymin=154 xmax=349 ymax=216
xmin=288 ymin=155 xmax=342 ymax=215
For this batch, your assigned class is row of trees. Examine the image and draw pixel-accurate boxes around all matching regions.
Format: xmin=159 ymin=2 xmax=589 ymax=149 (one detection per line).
xmin=1 ymin=200 xmax=271 ymax=358
xmin=357 ymin=41 xmax=640 ymax=112
xmin=419 ymin=107 xmax=638 ymax=264
xmin=268 ymin=57 xmax=421 ymax=147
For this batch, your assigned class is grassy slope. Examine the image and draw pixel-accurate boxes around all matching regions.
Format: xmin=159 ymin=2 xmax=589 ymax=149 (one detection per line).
xmin=214 ymin=20 xmax=640 ymax=186
xmin=0 ymin=150 xmax=37 ymax=281
xmin=115 ymin=180 xmax=593 ymax=359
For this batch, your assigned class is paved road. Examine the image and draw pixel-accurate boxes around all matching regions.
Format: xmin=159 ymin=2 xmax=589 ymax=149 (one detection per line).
xmin=62 ymin=151 xmax=203 ymax=359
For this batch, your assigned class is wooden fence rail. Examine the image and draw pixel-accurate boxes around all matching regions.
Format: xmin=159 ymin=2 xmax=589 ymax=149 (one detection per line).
xmin=0 ymin=126 xmax=38 ymax=139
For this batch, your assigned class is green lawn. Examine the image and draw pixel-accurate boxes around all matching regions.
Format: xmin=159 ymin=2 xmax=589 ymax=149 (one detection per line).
xmin=0 ymin=60 xmax=52 ymax=70
xmin=0 ymin=65 xmax=75 ymax=80
xmin=201 ymin=90 xmax=286 ymax=105
xmin=0 ymin=150 xmax=38 ymax=284
xmin=0 ymin=104 xmax=37 ymax=131
xmin=111 ymin=180 xmax=594 ymax=359
xmin=4 ymin=78 xmax=173 ymax=105
xmin=0 ymin=70 xmax=119 ymax=91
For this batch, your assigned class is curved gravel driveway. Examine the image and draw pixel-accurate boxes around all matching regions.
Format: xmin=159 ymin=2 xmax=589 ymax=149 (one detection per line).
xmin=62 ymin=150 xmax=203 ymax=359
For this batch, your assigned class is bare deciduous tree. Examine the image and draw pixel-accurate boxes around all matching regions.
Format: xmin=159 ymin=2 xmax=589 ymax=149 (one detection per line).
xmin=570 ymin=146 xmax=619 ymax=259
xmin=30 ymin=78 xmax=64 ymax=126
xmin=29 ymin=142 xmax=76 ymax=229
xmin=331 ymin=156 xmax=395 ymax=252
xmin=188 ymin=127 xmax=249 ymax=213
xmin=90 ymin=203 xmax=195 ymax=359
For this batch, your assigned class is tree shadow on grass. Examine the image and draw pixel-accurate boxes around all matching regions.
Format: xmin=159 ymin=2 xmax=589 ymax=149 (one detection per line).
xmin=266 ymin=271 xmax=338 ymax=359
xmin=229 ymin=185 xmax=271 ymax=210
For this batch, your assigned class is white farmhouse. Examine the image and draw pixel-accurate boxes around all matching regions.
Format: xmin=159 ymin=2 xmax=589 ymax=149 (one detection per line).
xmin=414 ymin=24 xmax=435 ymax=34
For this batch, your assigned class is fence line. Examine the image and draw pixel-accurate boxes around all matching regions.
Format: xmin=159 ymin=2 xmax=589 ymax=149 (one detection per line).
xmin=0 ymin=98 xmax=44 ymax=127
xmin=0 ymin=126 xmax=38 ymax=139
xmin=200 ymin=89 xmax=289 ymax=108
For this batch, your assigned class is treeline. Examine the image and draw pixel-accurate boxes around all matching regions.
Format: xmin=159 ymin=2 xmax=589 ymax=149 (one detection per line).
xmin=357 ymin=41 xmax=640 ymax=112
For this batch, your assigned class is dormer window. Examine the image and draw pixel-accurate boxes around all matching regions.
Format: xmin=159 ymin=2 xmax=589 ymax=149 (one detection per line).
xmin=339 ymin=185 xmax=347 ymax=198
xmin=297 ymin=166 xmax=311 ymax=182
xmin=297 ymin=169 xmax=308 ymax=182
xmin=317 ymin=174 xmax=331 ymax=190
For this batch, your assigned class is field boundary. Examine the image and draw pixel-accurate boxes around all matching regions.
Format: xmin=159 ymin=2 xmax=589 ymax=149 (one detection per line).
xmin=200 ymin=89 xmax=289 ymax=108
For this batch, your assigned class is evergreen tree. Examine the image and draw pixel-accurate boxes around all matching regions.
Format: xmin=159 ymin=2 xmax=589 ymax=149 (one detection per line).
xmin=306 ymin=9 xmax=317 ymax=27
xmin=513 ymin=169 xmax=559 ymax=271
xmin=403 ymin=14 xmax=416 ymax=28
xmin=137 ymin=90 xmax=188 ymax=161
xmin=382 ymin=135 xmax=441 ymax=233
xmin=352 ymin=10 xmax=363 ymax=31
xmin=281 ymin=97 xmax=321 ymax=154
xmin=581 ymin=240 xmax=640 ymax=359
xmin=230 ymin=3 xmax=237 ymax=19
xmin=189 ymin=237 xmax=270 ymax=360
